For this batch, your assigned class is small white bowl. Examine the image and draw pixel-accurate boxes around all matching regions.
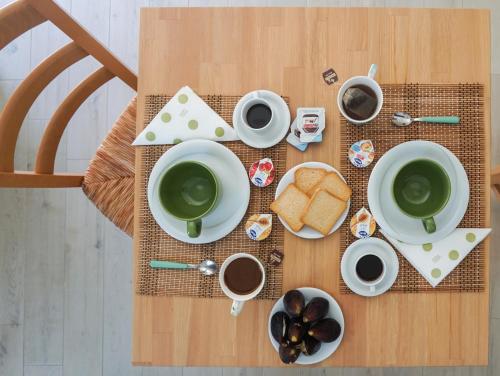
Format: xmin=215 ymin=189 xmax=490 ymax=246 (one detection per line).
xmin=267 ymin=287 xmax=344 ymax=365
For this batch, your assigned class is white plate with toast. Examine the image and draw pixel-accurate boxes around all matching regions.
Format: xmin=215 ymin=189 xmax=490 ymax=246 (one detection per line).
xmin=272 ymin=162 xmax=351 ymax=239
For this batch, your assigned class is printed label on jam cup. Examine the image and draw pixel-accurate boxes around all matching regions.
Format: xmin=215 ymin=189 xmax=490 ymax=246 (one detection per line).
xmin=302 ymin=114 xmax=320 ymax=133
xmin=249 ymin=158 xmax=275 ymax=187
xmin=350 ymin=207 xmax=376 ymax=238
xmin=245 ymin=214 xmax=272 ymax=241
xmin=348 ymin=140 xmax=375 ymax=168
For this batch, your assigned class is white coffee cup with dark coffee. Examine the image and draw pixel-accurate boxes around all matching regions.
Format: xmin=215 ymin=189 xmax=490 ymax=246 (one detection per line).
xmin=354 ymin=253 xmax=386 ymax=292
xmin=337 ymin=64 xmax=383 ymax=125
xmin=240 ymin=93 xmax=274 ymax=132
xmin=219 ymin=253 xmax=266 ymax=316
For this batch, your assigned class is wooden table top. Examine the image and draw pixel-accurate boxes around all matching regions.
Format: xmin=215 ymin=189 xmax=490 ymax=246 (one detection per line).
xmin=133 ymin=7 xmax=491 ymax=367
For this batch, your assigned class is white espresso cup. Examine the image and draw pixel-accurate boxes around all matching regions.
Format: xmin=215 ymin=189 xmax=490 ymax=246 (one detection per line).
xmin=240 ymin=92 xmax=274 ymax=132
xmin=219 ymin=253 xmax=266 ymax=317
xmin=354 ymin=253 xmax=386 ymax=292
xmin=337 ymin=64 xmax=383 ymax=125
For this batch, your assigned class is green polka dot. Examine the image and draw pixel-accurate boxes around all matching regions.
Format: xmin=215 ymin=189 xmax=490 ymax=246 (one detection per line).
xmin=161 ymin=112 xmax=172 ymax=123
xmin=422 ymin=243 xmax=433 ymax=252
xmin=178 ymin=94 xmax=188 ymax=104
xmin=215 ymin=127 xmax=224 ymax=137
xmin=431 ymin=268 xmax=442 ymax=278
xmin=466 ymin=232 xmax=476 ymax=243
xmin=188 ymin=119 xmax=198 ymax=130
xmin=173 ymin=138 xmax=182 ymax=144
xmin=145 ymin=131 xmax=156 ymax=141
xmin=449 ymin=250 xmax=460 ymax=260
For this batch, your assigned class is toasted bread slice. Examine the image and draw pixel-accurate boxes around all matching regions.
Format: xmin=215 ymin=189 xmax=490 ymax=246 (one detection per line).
xmin=270 ymin=184 xmax=309 ymax=232
xmin=301 ymin=189 xmax=347 ymax=235
xmin=294 ymin=167 xmax=327 ymax=193
xmin=307 ymin=171 xmax=352 ymax=201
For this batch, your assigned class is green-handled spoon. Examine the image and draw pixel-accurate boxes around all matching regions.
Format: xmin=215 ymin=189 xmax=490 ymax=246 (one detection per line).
xmin=392 ymin=112 xmax=460 ymax=127
xmin=150 ymin=259 xmax=218 ymax=276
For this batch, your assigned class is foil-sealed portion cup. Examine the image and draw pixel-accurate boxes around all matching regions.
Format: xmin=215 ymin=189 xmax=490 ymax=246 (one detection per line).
xmin=248 ymin=158 xmax=275 ymax=187
xmin=296 ymin=107 xmax=325 ymax=143
xmin=245 ymin=214 xmax=273 ymax=241
xmin=348 ymin=139 xmax=375 ymax=168
xmin=350 ymin=207 xmax=376 ymax=238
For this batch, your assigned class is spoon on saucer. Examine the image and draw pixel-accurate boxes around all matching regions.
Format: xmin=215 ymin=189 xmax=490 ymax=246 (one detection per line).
xmin=150 ymin=259 xmax=218 ymax=276
xmin=392 ymin=112 xmax=460 ymax=127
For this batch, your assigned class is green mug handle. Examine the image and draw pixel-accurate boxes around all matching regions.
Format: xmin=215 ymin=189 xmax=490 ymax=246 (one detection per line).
xmin=187 ymin=219 xmax=202 ymax=238
xmin=422 ymin=217 xmax=436 ymax=233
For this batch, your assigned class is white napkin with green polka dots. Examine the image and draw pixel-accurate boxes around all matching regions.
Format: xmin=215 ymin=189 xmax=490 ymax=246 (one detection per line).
xmin=381 ymin=228 xmax=491 ymax=287
xmin=132 ymin=86 xmax=239 ymax=145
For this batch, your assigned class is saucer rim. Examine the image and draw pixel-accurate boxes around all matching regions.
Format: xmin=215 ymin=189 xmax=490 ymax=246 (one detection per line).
xmin=267 ymin=287 xmax=344 ymax=365
xmin=232 ymin=90 xmax=291 ymax=149
xmin=340 ymin=237 xmax=399 ymax=297
xmin=367 ymin=140 xmax=469 ymax=245
xmin=147 ymin=139 xmax=250 ymax=244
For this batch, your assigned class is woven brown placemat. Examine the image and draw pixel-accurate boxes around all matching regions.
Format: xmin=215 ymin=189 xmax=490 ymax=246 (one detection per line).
xmin=340 ymin=83 xmax=486 ymax=293
xmin=136 ymin=95 xmax=287 ymax=298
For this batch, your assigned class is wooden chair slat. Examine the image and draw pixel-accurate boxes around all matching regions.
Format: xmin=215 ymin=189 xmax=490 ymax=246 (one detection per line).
xmin=0 ymin=42 xmax=87 ymax=173
xmin=492 ymin=166 xmax=500 ymax=200
xmin=492 ymin=166 xmax=500 ymax=184
xmin=35 ymin=67 xmax=115 ymax=174
xmin=0 ymin=0 xmax=137 ymax=189
xmin=0 ymin=171 xmax=84 ymax=188
xmin=26 ymin=0 xmax=137 ymax=90
xmin=0 ymin=0 xmax=46 ymax=50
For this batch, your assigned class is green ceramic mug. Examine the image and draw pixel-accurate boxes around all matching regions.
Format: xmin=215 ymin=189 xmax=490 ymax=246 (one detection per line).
xmin=158 ymin=161 xmax=219 ymax=238
xmin=392 ymin=158 xmax=451 ymax=234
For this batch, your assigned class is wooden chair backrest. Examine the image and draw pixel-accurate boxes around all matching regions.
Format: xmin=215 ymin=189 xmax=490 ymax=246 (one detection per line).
xmin=492 ymin=166 xmax=500 ymax=200
xmin=0 ymin=0 xmax=137 ymax=188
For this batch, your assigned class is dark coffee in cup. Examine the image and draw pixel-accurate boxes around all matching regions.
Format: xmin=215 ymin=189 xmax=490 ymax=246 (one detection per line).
xmin=342 ymin=84 xmax=378 ymax=121
xmin=246 ymin=103 xmax=272 ymax=129
xmin=355 ymin=254 xmax=384 ymax=282
xmin=223 ymin=257 xmax=263 ymax=295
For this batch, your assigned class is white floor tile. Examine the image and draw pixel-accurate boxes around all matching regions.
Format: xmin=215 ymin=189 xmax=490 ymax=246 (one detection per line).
xmin=24 ymin=365 xmax=63 ymax=376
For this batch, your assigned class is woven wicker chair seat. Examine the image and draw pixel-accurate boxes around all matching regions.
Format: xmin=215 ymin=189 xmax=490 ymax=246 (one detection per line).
xmin=82 ymin=97 xmax=136 ymax=236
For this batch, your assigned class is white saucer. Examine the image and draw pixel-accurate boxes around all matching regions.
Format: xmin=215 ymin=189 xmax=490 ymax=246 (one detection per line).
xmin=341 ymin=238 xmax=399 ymax=297
xmin=268 ymin=287 xmax=344 ymax=365
xmin=147 ymin=139 xmax=250 ymax=244
xmin=274 ymin=162 xmax=350 ymax=239
xmin=368 ymin=140 xmax=469 ymax=245
xmin=233 ymin=90 xmax=291 ymax=149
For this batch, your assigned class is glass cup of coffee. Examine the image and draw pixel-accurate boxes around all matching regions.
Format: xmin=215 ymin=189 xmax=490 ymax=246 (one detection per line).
xmin=337 ymin=64 xmax=383 ymax=125
xmin=240 ymin=93 xmax=274 ymax=132
xmin=219 ymin=253 xmax=266 ymax=316
xmin=354 ymin=253 xmax=386 ymax=292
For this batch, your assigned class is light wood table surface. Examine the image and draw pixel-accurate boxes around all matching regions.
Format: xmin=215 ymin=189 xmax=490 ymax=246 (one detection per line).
xmin=133 ymin=7 xmax=491 ymax=367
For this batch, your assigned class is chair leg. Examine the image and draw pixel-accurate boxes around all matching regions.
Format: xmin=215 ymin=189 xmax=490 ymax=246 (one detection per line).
xmin=492 ymin=166 xmax=500 ymax=200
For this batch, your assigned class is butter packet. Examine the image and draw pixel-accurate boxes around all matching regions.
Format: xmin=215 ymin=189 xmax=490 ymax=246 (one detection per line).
xmin=245 ymin=214 xmax=272 ymax=241
xmin=286 ymin=117 xmax=322 ymax=151
xmin=296 ymin=108 xmax=325 ymax=143
xmin=350 ymin=207 xmax=376 ymax=238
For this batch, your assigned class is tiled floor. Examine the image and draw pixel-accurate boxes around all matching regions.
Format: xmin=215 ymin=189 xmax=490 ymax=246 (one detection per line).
xmin=0 ymin=0 xmax=498 ymax=375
